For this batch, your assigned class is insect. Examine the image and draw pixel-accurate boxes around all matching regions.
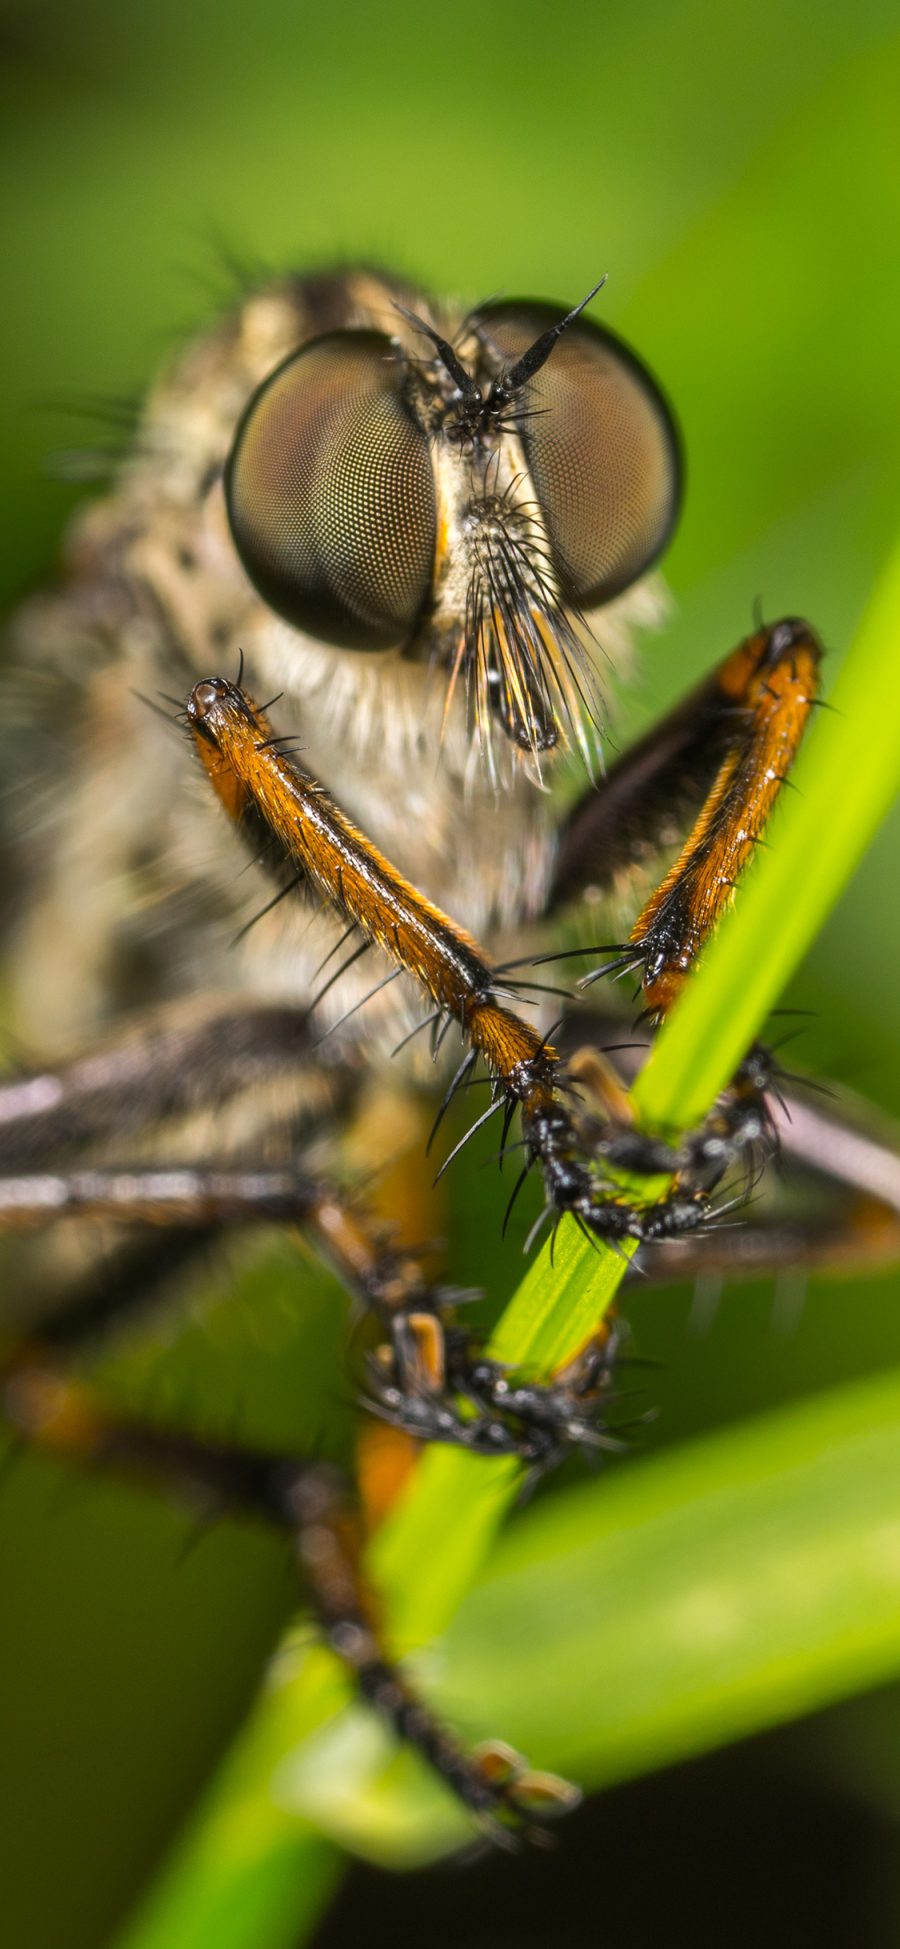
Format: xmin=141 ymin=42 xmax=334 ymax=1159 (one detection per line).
xmin=2 ymin=264 xmax=899 ymax=1843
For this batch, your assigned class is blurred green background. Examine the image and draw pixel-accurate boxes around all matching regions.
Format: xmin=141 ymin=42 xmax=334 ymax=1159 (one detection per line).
xmin=2 ymin=0 xmax=900 ymax=1944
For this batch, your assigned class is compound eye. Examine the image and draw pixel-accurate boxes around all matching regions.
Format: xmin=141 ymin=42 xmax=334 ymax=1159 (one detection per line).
xmin=225 ymin=330 xmax=436 ymax=649
xmin=475 ymin=301 xmax=681 ymax=607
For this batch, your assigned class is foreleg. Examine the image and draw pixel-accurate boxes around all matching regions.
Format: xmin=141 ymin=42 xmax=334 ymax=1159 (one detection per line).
xmin=183 ymin=675 xmax=719 ymax=1247
xmin=551 ymin=617 xmax=822 ymax=1020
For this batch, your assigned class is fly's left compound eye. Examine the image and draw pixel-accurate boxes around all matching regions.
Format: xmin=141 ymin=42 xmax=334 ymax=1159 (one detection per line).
xmin=225 ymin=330 xmax=436 ymax=650
xmin=475 ymin=300 xmax=682 ymax=607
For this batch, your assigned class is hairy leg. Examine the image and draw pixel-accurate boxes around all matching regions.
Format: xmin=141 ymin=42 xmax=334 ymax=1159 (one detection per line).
xmin=183 ymin=673 xmax=740 ymax=1245
xmin=550 ymin=616 xmax=821 ymax=1022
xmin=0 ymin=1000 xmax=329 ymax=1168
xmin=0 ymin=1134 xmax=622 ymax=1468
xmin=535 ymin=617 xmax=822 ymax=1223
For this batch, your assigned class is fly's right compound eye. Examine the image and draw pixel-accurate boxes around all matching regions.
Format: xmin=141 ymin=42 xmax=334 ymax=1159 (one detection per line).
xmin=474 ymin=300 xmax=682 ymax=608
xmin=225 ymin=331 xmax=436 ymax=650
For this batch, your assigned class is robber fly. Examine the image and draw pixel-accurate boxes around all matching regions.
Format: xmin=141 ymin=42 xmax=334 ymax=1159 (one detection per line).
xmin=3 ymin=265 xmax=900 ymax=1839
